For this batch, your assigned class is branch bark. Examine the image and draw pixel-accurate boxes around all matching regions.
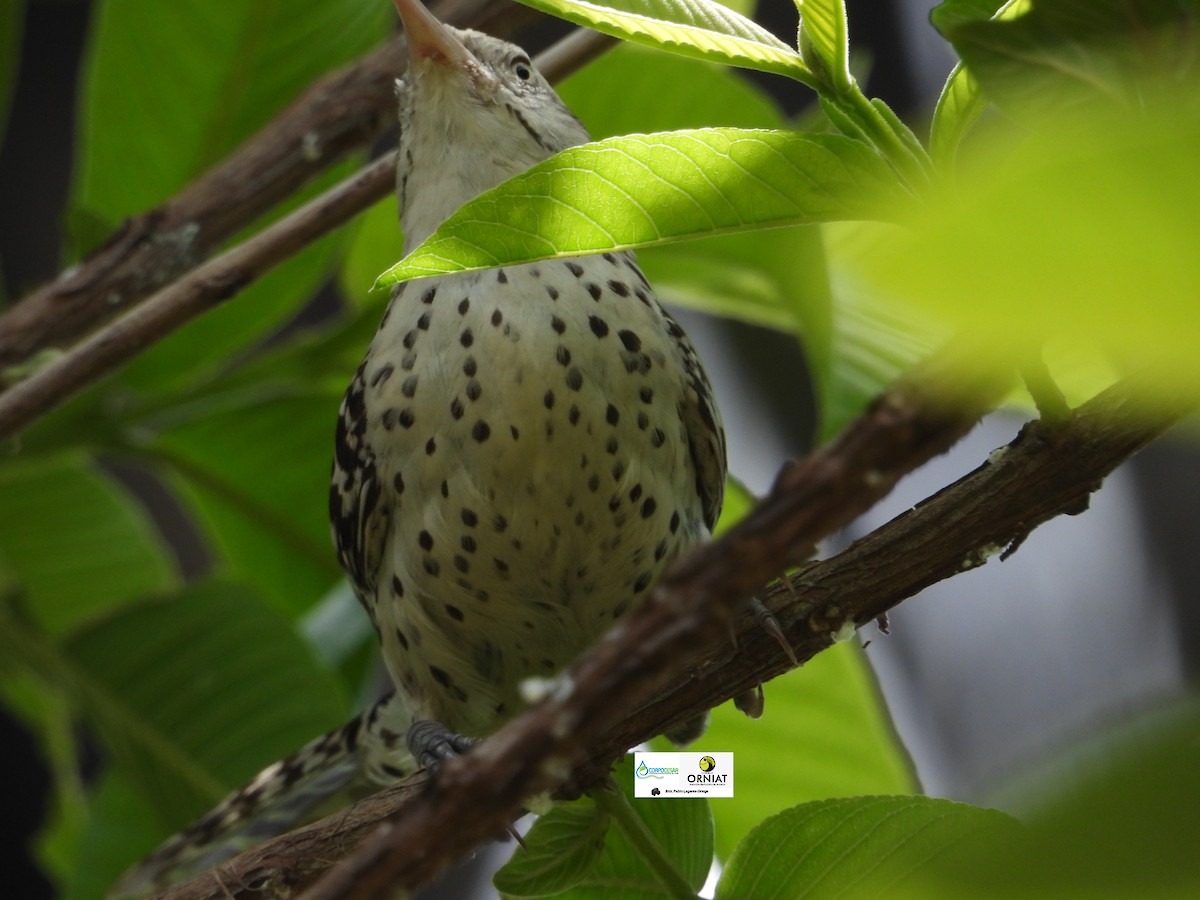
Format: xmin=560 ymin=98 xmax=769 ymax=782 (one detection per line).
xmin=0 ymin=0 xmax=530 ymax=370
xmin=152 ymin=361 xmax=1193 ymax=900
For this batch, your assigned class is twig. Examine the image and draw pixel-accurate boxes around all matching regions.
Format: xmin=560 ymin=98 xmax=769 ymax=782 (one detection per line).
xmin=0 ymin=28 xmax=615 ymax=442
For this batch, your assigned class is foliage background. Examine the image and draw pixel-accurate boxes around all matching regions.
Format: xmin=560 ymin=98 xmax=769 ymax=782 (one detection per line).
xmin=0 ymin=0 xmax=1197 ymax=898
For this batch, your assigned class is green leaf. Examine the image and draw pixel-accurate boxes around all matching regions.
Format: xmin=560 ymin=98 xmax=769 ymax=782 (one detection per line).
xmin=559 ymin=41 xmax=785 ymax=139
xmin=702 ymin=642 xmax=916 ymax=860
xmin=515 ymin=0 xmax=813 ymax=83
xmin=494 ymin=798 xmax=611 ymax=897
xmin=142 ymin=388 xmax=344 ymax=616
xmin=864 ymin=95 xmax=1200 ymax=408
xmin=931 ymin=0 xmax=1200 ymax=120
xmin=41 ymin=582 xmax=347 ymax=833
xmin=715 ymin=796 xmax=1021 ymax=900
xmin=0 ymin=453 xmax=176 ymax=634
xmin=548 ymin=756 xmax=713 ymax=899
xmin=377 ymin=128 xmax=906 ymax=285
xmin=928 ymin=63 xmax=986 ymax=170
xmin=0 ymin=0 xmax=22 ymax=147
xmin=797 ymin=0 xmax=852 ymax=93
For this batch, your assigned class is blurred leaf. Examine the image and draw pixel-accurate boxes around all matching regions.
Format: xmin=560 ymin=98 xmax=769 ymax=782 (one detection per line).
xmin=0 ymin=0 xmax=23 ymax=147
xmin=378 ymin=129 xmax=906 ymax=286
xmin=0 ymin=675 xmax=89 ymax=891
xmin=0 ymin=581 xmax=350 ymax=840
xmin=494 ymin=798 xmax=611 ymax=897
xmin=715 ymin=796 xmax=1020 ymax=900
xmin=341 ymin=194 xmax=403 ymax=306
xmin=702 ymin=642 xmax=916 ymax=860
xmin=516 ymin=0 xmax=812 ymax=83
xmin=141 ymin=388 xmax=344 ymax=616
xmin=797 ymin=0 xmax=852 ymax=93
xmin=60 ymin=771 xmax=164 ymax=900
xmin=931 ymin=0 xmax=1200 ymax=119
xmin=559 ymin=42 xmax=785 ymax=139
xmin=906 ymin=700 xmax=1200 ymax=897
xmin=74 ymin=0 xmax=388 ymax=219
xmin=865 ymin=98 xmax=1200 ymax=408
xmin=0 ymin=453 xmax=175 ymax=634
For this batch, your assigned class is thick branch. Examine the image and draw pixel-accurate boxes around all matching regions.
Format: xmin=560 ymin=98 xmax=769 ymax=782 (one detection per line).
xmin=0 ymin=0 xmax=526 ymax=369
xmin=150 ymin=356 xmax=1200 ymax=900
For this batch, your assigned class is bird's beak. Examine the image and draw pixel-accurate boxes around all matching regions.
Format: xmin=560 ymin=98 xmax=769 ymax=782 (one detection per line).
xmin=393 ymin=0 xmax=476 ymax=72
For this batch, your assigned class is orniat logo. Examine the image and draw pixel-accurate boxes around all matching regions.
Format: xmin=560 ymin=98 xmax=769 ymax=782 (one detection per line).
xmin=688 ymin=755 xmax=727 ymax=784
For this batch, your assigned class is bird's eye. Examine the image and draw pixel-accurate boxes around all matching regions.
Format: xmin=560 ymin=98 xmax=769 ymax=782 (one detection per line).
xmin=512 ymin=56 xmax=533 ymax=81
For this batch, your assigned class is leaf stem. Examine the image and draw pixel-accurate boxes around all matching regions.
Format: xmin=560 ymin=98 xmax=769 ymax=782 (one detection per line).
xmin=833 ymin=88 xmax=933 ymax=189
xmin=591 ymin=778 xmax=698 ymax=900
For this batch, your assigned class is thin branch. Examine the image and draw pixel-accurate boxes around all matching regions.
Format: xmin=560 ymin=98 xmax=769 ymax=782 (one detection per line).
xmin=0 ymin=0 xmax=530 ymax=370
xmin=0 ymin=29 xmax=615 ymax=442
xmin=149 ymin=354 xmax=1200 ymax=900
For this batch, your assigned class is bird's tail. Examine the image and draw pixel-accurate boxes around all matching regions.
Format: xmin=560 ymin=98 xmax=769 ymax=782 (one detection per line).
xmin=109 ymin=691 xmax=414 ymax=898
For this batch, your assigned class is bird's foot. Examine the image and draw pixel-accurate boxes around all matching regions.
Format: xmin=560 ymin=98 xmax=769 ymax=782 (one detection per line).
xmin=406 ymin=719 xmax=477 ymax=771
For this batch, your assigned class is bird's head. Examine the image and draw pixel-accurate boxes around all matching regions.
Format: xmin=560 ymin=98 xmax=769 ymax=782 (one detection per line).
xmin=392 ymin=0 xmax=590 ymax=251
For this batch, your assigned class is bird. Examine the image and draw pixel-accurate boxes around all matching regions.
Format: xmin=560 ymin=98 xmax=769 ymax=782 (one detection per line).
xmin=112 ymin=0 xmax=726 ymax=894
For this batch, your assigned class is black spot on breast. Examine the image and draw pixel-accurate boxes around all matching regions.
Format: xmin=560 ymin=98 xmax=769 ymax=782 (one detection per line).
xmin=394 ymin=473 xmax=405 ymax=493
xmin=461 ymin=534 xmax=477 ymax=552
xmin=639 ymin=386 xmax=653 ymax=403
xmin=392 ymin=576 xmax=405 ymax=597
xmin=605 ymin=404 xmax=619 ymax=425
xmin=547 ymin=285 xmax=559 ymax=301
xmin=551 ymin=315 xmax=566 ymax=334
xmin=566 ymin=261 xmax=584 ymax=277
xmin=450 ymin=397 xmax=465 ymax=419
xmin=417 ymin=310 xmax=431 ymax=330
xmin=606 ymin=437 xmax=619 ymax=454
xmin=544 ymin=389 xmax=555 ymax=409
xmin=634 ymin=571 xmax=653 ymax=593
xmin=423 ymin=558 xmax=439 ymax=576
xmin=608 ymin=280 xmax=630 ymax=297
xmin=494 ymin=557 xmax=509 ymax=573
xmin=473 ymin=420 xmax=491 ymax=442
xmin=587 ymin=473 xmax=600 ymax=492
xmin=566 ymin=368 xmax=583 ymax=391
xmin=463 ymin=356 xmax=477 ymax=376
xmin=556 ymin=345 xmax=571 ymax=366
xmin=401 ymin=375 xmax=418 ymax=397
xmin=493 ymin=514 xmax=508 ymax=532
xmin=492 ymin=309 xmax=503 ymax=326
xmin=462 ymin=508 xmax=478 ymax=527
xmin=398 ymin=409 xmax=414 ymax=428
xmin=422 ymin=287 xmax=437 ymax=304
xmin=618 ymin=329 xmax=641 ymax=352
xmin=458 ymin=297 xmax=470 ymax=315
xmin=402 ymin=330 xmax=417 ymax=350
xmin=429 ymin=665 xmax=451 ymax=686
xmin=418 ymin=531 xmax=433 ymax=551
xmin=460 ymin=328 xmax=473 ymax=348
xmin=445 ymin=603 xmax=465 ymax=620
xmin=426 ymin=437 xmax=438 ymax=455
xmin=497 ymin=269 xmax=508 ymax=284
xmin=670 ymin=511 xmax=681 ymax=533
xmin=586 ymin=283 xmax=602 ymax=301
xmin=651 ymin=428 xmax=666 ymax=448
xmin=568 ymin=404 xmax=580 ymax=425
xmin=588 ymin=315 xmax=609 ymax=338
xmin=641 ymin=497 xmax=657 ymax=518
xmin=466 ymin=380 xmax=482 ymax=401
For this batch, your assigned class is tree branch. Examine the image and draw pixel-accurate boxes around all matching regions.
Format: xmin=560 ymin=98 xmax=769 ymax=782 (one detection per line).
xmin=151 ymin=359 xmax=1192 ymax=900
xmin=0 ymin=0 xmax=530 ymax=370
